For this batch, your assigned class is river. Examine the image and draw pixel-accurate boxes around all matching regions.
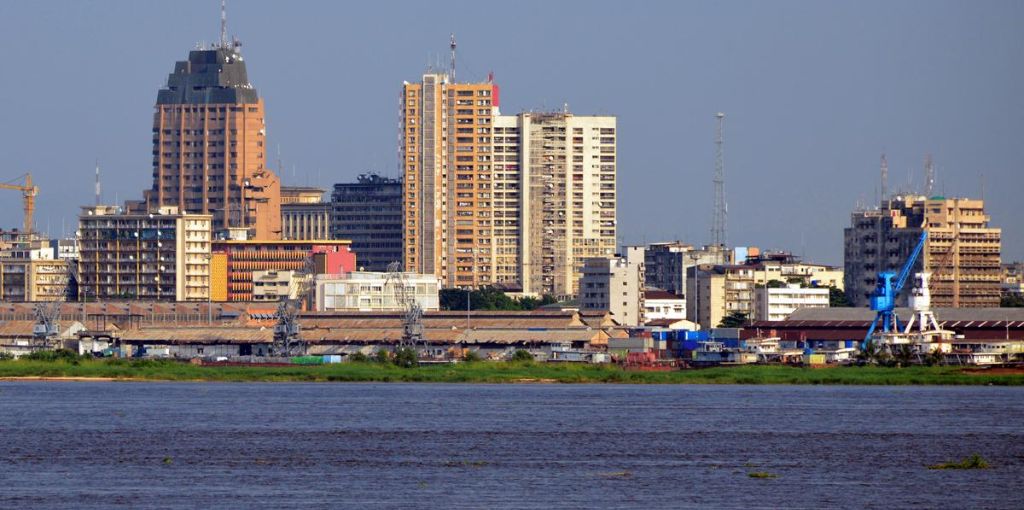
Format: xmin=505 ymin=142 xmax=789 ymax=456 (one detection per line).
xmin=0 ymin=382 xmax=1021 ymax=509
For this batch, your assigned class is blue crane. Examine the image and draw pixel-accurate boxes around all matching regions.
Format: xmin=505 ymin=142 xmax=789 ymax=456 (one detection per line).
xmin=862 ymin=230 xmax=928 ymax=350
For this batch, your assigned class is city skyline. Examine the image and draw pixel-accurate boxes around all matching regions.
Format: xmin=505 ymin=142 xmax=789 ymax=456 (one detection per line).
xmin=0 ymin=0 xmax=1020 ymax=264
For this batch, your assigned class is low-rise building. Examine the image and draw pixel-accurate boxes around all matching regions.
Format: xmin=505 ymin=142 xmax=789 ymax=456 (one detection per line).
xmin=643 ymin=290 xmax=686 ymax=322
xmin=579 ymin=247 xmax=645 ymax=326
xmin=211 ymin=240 xmax=356 ymax=302
xmin=77 ymin=205 xmax=212 ymax=302
xmin=314 ymin=271 xmax=440 ymax=312
xmin=754 ymin=284 xmax=830 ymax=322
xmin=252 ymin=270 xmax=302 ymax=302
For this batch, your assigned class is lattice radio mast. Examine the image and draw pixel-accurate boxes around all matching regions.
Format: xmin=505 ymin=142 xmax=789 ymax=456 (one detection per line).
xmin=710 ymin=113 xmax=727 ymax=247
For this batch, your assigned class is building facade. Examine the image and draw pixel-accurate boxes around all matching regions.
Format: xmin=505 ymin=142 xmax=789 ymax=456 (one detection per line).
xmin=280 ymin=186 xmax=329 ymax=241
xmin=143 ymin=41 xmax=281 ymax=240
xmin=330 ymin=174 xmax=404 ymax=272
xmin=402 ymin=73 xmax=498 ymax=287
xmin=643 ymin=242 xmax=730 ymax=296
xmin=844 ymin=195 xmax=1001 ymax=307
xmin=314 ymin=271 xmax=440 ymax=312
xmin=212 ymin=240 xmax=356 ymax=302
xmin=755 ymin=284 xmax=830 ymax=322
xmin=252 ymin=270 xmax=301 ymax=302
xmin=687 ymin=264 xmax=756 ymax=329
xmin=643 ymin=290 xmax=686 ymax=322
xmin=77 ymin=206 xmax=212 ymax=301
xmin=400 ymin=72 xmax=616 ymax=297
xmin=579 ymin=247 xmax=645 ymax=326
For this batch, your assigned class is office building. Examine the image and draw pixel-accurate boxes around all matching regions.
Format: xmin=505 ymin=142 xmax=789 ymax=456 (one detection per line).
xmin=314 ymin=271 xmax=440 ymax=312
xmin=211 ymin=239 xmax=356 ymax=301
xmin=280 ymin=186 xmax=330 ymax=241
xmin=143 ymin=38 xmax=281 ymax=240
xmin=643 ymin=242 xmax=730 ymax=296
xmin=77 ymin=205 xmax=212 ymax=301
xmin=579 ymin=247 xmax=644 ymax=326
xmin=844 ymin=195 xmax=1001 ymax=307
xmin=330 ymin=174 xmax=403 ymax=271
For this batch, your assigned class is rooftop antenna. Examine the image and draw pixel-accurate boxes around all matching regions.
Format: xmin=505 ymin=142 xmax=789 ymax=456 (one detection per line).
xmin=924 ymin=153 xmax=935 ymax=197
xmin=880 ymin=153 xmax=888 ymax=204
xmin=449 ymin=33 xmax=457 ymax=83
xmin=710 ymin=112 xmax=727 ymax=247
xmin=94 ymin=159 xmax=101 ymax=206
xmin=220 ymin=0 xmax=228 ymax=49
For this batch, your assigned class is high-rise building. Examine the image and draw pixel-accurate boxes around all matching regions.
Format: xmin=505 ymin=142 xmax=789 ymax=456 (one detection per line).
xmin=510 ymin=112 xmax=617 ymax=298
xmin=330 ymin=174 xmax=404 ymax=272
xmin=400 ymin=72 xmax=616 ymax=298
xmin=144 ymin=39 xmax=281 ymax=240
xmin=844 ymin=195 xmax=1001 ymax=308
xmin=77 ymin=205 xmax=212 ymax=301
xmin=280 ymin=186 xmax=330 ymax=241
xmin=401 ymin=73 xmax=498 ymax=287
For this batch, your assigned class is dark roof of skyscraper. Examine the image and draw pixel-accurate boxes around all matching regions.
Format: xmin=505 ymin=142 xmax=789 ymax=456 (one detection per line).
xmin=156 ymin=47 xmax=258 ymax=105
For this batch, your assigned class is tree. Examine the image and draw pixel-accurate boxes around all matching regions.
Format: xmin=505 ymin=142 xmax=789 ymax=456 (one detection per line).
xmin=829 ymin=287 xmax=852 ymax=307
xmin=393 ymin=347 xmax=418 ymax=368
xmin=718 ymin=311 xmax=748 ymax=328
xmin=765 ymin=279 xmax=787 ymax=288
xmin=1001 ymin=294 xmax=1024 ymax=307
xmin=439 ymin=287 xmax=558 ymax=311
xmin=512 ymin=349 xmax=534 ymax=362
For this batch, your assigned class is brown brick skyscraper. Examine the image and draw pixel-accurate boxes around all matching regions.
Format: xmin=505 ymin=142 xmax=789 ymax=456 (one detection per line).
xmin=145 ymin=40 xmax=281 ymax=240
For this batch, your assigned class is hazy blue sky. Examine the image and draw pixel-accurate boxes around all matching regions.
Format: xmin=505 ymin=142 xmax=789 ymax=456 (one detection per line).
xmin=0 ymin=0 xmax=1021 ymax=264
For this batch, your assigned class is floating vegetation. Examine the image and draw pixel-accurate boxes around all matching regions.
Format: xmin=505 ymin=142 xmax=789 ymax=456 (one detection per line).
xmin=927 ymin=454 xmax=990 ymax=470
xmin=598 ymin=470 xmax=633 ymax=479
xmin=748 ymin=471 xmax=778 ymax=479
xmin=162 ymin=456 xmax=173 ymax=465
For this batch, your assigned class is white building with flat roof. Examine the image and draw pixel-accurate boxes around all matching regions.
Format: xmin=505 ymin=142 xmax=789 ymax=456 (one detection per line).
xmin=315 ymin=271 xmax=440 ymax=312
xmin=755 ymin=284 xmax=829 ymax=322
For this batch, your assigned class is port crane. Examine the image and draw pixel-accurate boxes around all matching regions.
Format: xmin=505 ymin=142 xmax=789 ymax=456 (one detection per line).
xmin=272 ymin=255 xmax=315 ymax=357
xmin=0 ymin=173 xmax=38 ymax=234
xmin=862 ymin=230 xmax=928 ymax=349
xmin=385 ymin=261 xmax=423 ymax=350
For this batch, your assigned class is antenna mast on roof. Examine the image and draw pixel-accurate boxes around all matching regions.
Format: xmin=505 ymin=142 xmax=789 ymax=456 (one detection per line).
xmin=710 ymin=113 xmax=727 ymax=247
xmin=95 ymin=159 xmax=101 ymax=206
xmin=924 ymin=153 xmax=935 ymax=197
xmin=880 ymin=153 xmax=888 ymax=204
xmin=220 ymin=0 xmax=228 ymax=49
xmin=449 ymin=33 xmax=457 ymax=83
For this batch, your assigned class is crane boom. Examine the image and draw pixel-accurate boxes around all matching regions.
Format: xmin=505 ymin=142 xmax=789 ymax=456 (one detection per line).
xmin=895 ymin=231 xmax=928 ymax=294
xmin=0 ymin=173 xmax=38 ymax=234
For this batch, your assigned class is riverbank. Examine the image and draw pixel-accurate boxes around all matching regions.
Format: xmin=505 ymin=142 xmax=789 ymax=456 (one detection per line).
xmin=2 ymin=359 xmax=1023 ymax=385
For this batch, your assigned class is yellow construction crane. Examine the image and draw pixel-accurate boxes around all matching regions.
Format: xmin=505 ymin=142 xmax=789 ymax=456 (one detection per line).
xmin=0 ymin=173 xmax=38 ymax=234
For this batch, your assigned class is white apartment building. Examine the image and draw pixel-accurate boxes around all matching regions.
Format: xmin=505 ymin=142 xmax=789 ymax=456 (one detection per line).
xmin=315 ymin=271 xmax=440 ymax=312
xmin=755 ymin=284 xmax=830 ymax=321
xmin=579 ymin=247 xmax=645 ymax=326
xmin=643 ymin=290 xmax=686 ymax=322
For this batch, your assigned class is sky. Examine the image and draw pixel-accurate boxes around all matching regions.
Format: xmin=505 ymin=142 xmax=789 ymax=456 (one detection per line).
xmin=0 ymin=0 xmax=1021 ymax=265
